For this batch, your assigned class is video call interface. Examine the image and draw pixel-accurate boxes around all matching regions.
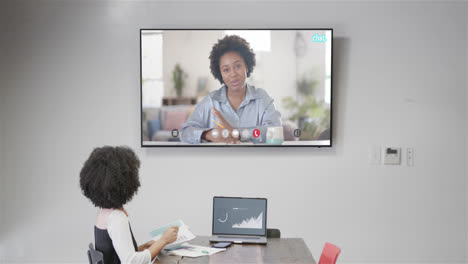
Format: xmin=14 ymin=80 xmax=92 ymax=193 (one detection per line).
xmin=213 ymin=197 xmax=267 ymax=236
xmin=141 ymin=29 xmax=332 ymax=146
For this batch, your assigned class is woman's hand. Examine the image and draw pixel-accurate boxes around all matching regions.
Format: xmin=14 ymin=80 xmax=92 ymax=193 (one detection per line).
xmin=211 ymin=107 xmax=233 ymax=130
xmin=204 ymin=107 xmax=240 ymax=144
xmin=138 ymin=240 xmax=155 ymax=251
xmin=145 ymin=226 xmax=179 ymax=259
xmin=161 ymin=226 xmax=179 ymax=245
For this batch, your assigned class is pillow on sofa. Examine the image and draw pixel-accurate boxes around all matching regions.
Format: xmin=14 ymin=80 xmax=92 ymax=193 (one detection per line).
xmin=147 ymin=119 xmax=161 ymax=140
xmin=162 ymin=110 xmax=189 ymax=130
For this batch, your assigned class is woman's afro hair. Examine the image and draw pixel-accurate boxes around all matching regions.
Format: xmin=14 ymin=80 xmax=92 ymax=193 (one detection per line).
xmin=80 ymin=146 xmax=141 ymax=209
xmin=209 ymin=35 xmax=256 ymax=84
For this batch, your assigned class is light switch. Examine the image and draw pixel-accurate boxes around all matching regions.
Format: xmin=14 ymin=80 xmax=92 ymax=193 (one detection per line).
xmin=368 ymin=146 xmax=381 ymax=165
xmin=383 ymin=147 xmax=401 ymax=165
xmin=407 ymin=148 xmax=414 ymax=166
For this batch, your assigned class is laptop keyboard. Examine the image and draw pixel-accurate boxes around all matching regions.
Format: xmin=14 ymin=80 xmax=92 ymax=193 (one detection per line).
xmin=218 ymin=236 xmax=260 ymax=240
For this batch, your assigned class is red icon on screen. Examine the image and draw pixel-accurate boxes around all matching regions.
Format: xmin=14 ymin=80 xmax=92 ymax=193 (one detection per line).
xmin=253 ymin=129 xmax=261 ymax=138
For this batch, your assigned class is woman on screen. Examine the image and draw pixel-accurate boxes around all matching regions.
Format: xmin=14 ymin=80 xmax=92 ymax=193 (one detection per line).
xmin=80 ymin=146 xmax=178 ymax=264
xmin=180 ymin=35 xmax=282 ymax=144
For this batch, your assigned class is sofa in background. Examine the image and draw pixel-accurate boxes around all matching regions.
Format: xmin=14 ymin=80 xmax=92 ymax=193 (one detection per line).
xmin=144 ymin=105 xmax=194 ymax=142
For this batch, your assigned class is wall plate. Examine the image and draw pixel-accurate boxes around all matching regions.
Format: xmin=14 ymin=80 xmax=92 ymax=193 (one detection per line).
xmin=383 ymin=147 xmax=401 ymax=165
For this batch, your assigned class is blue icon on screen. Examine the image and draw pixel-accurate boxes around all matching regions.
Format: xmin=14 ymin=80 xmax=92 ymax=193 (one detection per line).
xmin=312 ymin=34 xmax=327 ymax=42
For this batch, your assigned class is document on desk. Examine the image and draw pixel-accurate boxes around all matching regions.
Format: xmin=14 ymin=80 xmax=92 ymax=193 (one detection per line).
xmin=149 ymin=220 xmax=195 ymax=249
xmin=166 ymin=243 xmax=226 ymax=258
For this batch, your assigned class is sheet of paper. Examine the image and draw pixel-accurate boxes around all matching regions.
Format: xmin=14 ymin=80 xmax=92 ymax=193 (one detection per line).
xmin=167 ymin=243 xmax=226 ymax=258
xmin=150 ymin=220 xmax=196 ymax=249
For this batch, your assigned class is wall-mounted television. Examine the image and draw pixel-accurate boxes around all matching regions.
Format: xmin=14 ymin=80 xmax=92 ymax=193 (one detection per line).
xmin=141 ymin=29 xmax=332 ymax=147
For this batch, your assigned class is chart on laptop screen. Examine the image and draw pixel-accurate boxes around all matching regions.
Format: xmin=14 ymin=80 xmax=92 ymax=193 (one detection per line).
xmin=213 ymin=197 xmax=267 ymax=236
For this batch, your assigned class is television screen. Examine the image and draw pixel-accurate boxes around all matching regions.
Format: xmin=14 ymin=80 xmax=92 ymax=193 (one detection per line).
xmin=141 ymin=29 xmax=332 ymax=147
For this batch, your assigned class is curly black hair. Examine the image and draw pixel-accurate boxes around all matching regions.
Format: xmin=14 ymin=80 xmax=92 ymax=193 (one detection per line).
xmin=209 ymin=35 xmax=256 ymax=84
xmin=80 ymin=146 xmax=141 ymax=209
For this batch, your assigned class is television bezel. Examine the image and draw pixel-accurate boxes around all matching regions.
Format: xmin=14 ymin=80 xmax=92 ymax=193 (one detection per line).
xmin=140 ymin=28 xmax=333 ymax=148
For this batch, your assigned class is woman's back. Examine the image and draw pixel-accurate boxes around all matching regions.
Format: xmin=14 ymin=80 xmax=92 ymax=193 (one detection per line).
xmin=94 ymin=209 xmax=138 ymax=264
xmin=80 ymin=146 xmax=179 ymax=264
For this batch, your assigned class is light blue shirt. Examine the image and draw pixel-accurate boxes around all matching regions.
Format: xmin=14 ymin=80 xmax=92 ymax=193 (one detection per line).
xmin=180 ymin=84 xmax=282 ymax=144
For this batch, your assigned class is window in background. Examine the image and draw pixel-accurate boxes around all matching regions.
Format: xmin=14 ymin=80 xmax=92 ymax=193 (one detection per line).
xmin=142 ymin=31 xmax=163 ymax=108
xmin=324 ymin=30 xmax=332 ymax=105
xmin=225 ymin=30 xmax=271 ymax=52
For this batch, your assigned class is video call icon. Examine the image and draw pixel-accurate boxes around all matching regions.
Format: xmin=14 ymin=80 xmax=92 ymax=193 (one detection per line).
xmin=253 ymin=129 xmax=260 ymax=138
xmin=171 ymin=129 xmax=179 ymax=137
xmin=211 ymin=129 xmax=219 ymax=138
xmin=221 ymin=129 xmax=230 ymax=139
xmin=294 ymin=129 xmax=301 ymax=138
xmin=231 ymin=129 xmax=240 ymax=139
xmin=241 ymin=129 xmax=250 ymax=140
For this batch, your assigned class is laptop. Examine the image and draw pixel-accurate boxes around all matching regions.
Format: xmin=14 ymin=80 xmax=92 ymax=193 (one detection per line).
xmin=209 ymin=196 xmax=267 ymax=244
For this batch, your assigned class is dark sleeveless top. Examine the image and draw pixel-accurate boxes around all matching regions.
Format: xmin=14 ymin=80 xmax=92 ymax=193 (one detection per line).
xmin=94 ymin=224 xmax=138 ymax=264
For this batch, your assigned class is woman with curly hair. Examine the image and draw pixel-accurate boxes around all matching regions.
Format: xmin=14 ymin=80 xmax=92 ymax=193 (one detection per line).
xmin=180 ymin=35 xmax=282 ymax=144
xmin=80 ymin=146 xmax=178 ymax=264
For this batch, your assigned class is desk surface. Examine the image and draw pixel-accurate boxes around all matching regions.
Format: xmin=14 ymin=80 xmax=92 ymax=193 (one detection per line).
xmin=156 ymin=236 xmax=316 ymax=264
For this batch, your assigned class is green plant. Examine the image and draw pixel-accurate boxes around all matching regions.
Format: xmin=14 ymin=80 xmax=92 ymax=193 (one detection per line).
xmin=296 ymin=78 xmax=318 ymax=96
xmin=172 ymin=64 xmax=187 ymax=97
xmin=282 ymin=95 xmax=330 ymax=139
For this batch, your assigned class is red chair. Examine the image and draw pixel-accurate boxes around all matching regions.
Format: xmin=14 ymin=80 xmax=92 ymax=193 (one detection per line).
xmin=318 ymin=242 xmax=341 ymax=264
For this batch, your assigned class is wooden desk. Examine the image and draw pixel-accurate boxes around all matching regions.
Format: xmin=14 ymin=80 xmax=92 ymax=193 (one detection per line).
xmin=156 ymin=236 xmax=316 ymax=264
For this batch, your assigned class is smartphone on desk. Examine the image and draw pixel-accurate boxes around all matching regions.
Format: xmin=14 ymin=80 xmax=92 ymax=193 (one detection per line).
xmin=212 ymin=242 xmax=232 ymax=248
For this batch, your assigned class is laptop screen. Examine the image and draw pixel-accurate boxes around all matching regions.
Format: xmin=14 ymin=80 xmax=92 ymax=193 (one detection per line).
xmin=212 ymin=197 xmax=267 ymax=236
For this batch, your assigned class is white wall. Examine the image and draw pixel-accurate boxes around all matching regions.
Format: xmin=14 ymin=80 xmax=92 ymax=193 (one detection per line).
xmin=0 ymin=88 xmax=5 ymax=262
xmin=0 ymin=52 xmax=4 ymax=264
xmin=0 ymin=2 xmax=7 ymax=261
xmin=0 ymin=109 xmax=4 ymax=263
xmin=1 ymin=1 xmax=467 ymax=263
xmin=163 ymin=30 xmax=223 ymax=97
xmin=466 ymin=2 xmax=468 ymax=261
xmin=0 ymin=61 xmax=5 ymax=262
